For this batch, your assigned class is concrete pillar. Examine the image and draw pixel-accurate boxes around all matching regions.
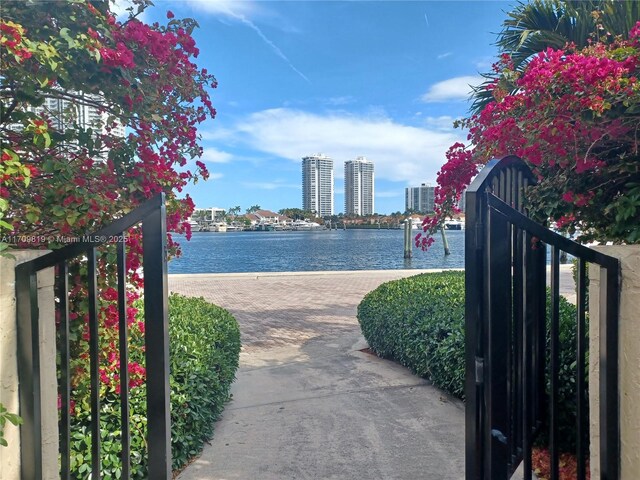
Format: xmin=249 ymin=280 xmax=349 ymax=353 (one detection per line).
xmin=589 ymin=246 xmax=640 ymax=479
xmin=0 ymin=250 xmax=58 ymax=480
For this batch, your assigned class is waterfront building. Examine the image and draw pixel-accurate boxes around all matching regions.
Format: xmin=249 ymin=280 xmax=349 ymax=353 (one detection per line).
xmin=405 ymin=184 xmax=466 ymax=214
xmin=405 ymin=183 xmax=435 ymax=213
xmin=24 ymin=92 xmax=125 ymax=138
xmin=193 ymin=207 xmax=226 ymax=222
xmin=344 ymin=156 xmax=375 ymax=216
xmin=17 ymin=91 xmax=125 ymax=161
xmin=302 ymin=153 xmax=334 ymax=216
xmin=245 ymin=210 xmax=292 ymax=230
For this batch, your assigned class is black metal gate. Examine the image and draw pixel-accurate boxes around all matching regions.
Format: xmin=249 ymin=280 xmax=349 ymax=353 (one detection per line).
xmin=15 ymin=194 xmax=171 ymax=479
xmin=465 ymin=156 xmax=620 ymax=479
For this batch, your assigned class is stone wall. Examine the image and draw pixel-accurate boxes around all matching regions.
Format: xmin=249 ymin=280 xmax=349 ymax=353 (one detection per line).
xmin=589 ymin=245 xmax=640 ymax=479
xmin=0 ymin=251 xmax=58 ymax=480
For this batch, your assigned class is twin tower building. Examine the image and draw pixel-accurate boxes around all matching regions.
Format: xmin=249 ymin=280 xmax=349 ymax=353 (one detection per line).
xmin=301 ymin=154 xmax=374 ymax=217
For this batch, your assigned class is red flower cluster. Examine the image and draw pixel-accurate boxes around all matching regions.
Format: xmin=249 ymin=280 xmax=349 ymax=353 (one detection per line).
xmin=0 ymin=20 xmax=32 ymax=61
xmin=421 ymin=22 xmax=640 ymax=246
xmin=2 ymin=1 xmax=220 ymax=417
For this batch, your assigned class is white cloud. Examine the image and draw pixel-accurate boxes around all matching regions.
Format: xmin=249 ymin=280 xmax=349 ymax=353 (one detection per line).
xmin=207 ymin=172 xmax=224 ymax=180
xmin=422 ymin=116 xmax=461 ymax=131
xmin=201 ymin=148 xmax=232 ymax=163
xmin=206 ymin=108 xmax=466 ymax=185
xmin=420 ymin=75 xmax=483 ymax=103
xmin=437 ymin=52 xmax=453 ymax=60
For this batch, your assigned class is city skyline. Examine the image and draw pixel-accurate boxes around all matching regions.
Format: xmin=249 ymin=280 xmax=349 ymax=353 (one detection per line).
xmin=130 ymin=1 xmax=517 ymax=214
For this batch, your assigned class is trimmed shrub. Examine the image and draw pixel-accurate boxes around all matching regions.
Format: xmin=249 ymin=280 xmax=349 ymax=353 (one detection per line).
xmin=169 ymin=294 xmax=240 ymax=470
xmin=357 ymin=271 xmax=583 ymax=453
xmin=69 ymin=294 xmax=240 ymax=478
xmin=357 ymin=271 xmax=466 ymax=398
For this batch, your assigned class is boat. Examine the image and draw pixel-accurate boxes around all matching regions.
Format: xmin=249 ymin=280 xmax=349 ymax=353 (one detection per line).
xmin=188 ymin=220 xmax=201 ymax=232
xmin=402 ymin=219 xmax=424 ymax=230
xmin=210 ymin=222 xmax=227 ymax=232
xmin=292 ymin=220 xmax=323 ymax=230
xmin=444 ymin=219 xmax=464 ymax=230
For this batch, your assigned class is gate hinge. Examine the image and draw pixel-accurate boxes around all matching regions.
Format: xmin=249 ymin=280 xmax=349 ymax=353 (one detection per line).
xmin=475 ymin=356 xmax=484 ymax=385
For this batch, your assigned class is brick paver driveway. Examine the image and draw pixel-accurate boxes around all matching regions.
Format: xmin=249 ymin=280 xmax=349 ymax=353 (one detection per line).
xmin=170 ymin=270 xmax=466 ymax=480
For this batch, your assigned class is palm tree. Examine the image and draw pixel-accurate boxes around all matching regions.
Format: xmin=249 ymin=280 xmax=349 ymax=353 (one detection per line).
xmin=471 ymin=0 xmax=640 ymax=112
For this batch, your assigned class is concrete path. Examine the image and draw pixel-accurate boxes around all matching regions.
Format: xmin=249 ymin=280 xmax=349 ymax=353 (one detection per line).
xmin=170 ymin=270 xmax=467 ymax=480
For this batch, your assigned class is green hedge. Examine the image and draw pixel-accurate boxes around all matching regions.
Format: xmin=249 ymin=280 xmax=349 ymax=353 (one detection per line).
xmin=357 ymin=271 xmax=583 ymax=453
xmin=357 ymin=271 xmax=466 ymax=398
xmin=69 ymin=294 xmax=240 ymax=478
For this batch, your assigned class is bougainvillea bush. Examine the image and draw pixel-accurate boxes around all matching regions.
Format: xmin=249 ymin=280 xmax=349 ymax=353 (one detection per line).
xmin=1 ymin=0 xmax=221 ymax=473
xmin=418 ymin=21 xmax=640 ymax=247
xmin=1 ymin=1 xmax=215 ymax=248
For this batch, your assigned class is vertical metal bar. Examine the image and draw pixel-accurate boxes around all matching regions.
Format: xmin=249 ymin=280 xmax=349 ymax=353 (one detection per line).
xmin=599 ymin=264 xmax=620 ymax=480
xmin=88 ymin=248 xmax=101 ymax=478
xmin=56 ymin=262 xmax=71 ymax=480
xmin=549 ymin=247 xmax=560 ymax=480
xmin=143 ymin=194 xmax=172 ymax=479
xmin=16 ymin=264 xmax=42 ymax=479
xmin=485 ymin=203 xmax=511 ymax=479
xmin=576 ymin=259 xmax=587 ymax=480
xmin=522 ymin=232 xmax=534 ymax=480
xmin=117 ymin=239 xmax=131 ymax=478
xmin=465 ymin=187 xmax=483 ymax=480
xmin=516 ymin=171 xmax=523 ymax=212
xmin=535 ymin=241 xmax=547 ymax=434
xmin=512 ymin=220 xmax=524 ymax=468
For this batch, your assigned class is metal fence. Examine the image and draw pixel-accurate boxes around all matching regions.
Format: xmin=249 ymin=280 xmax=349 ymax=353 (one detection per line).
xmin=464 ymin=156 xmax=620 ymax=479
xmin=15 ymin=193 xmax=171 ymax=479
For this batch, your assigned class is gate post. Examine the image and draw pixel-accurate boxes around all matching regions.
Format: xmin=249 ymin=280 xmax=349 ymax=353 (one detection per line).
xmin=13 ymin=250 xmax=58 ymax=480
xmin=143 ymin=194 xmax=172 ymax=478
xmin=465 ymin=176 xmax=484 ymax=480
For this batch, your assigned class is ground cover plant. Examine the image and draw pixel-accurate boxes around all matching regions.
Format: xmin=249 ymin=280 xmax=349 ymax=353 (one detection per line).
xmin=357 ymin=271 xmax=583 ymax=454
xmin=68 ymin=294 xmax=240 ymax=478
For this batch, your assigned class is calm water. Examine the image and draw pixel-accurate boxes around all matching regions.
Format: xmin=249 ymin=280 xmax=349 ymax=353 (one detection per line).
xmin=168 ymin=228 xmax=465 ymax=274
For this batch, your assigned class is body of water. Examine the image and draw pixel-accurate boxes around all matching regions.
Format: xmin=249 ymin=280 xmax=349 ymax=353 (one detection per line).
xmin=168 ymin=228 xmax=465 ymax=274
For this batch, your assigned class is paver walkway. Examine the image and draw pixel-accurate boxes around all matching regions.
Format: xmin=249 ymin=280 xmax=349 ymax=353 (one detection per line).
xmin=170 ymin=270 xmax=467 ymax=480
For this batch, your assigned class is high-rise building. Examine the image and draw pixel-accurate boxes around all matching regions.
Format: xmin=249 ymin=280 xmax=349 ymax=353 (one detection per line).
xmin=344 ymin=156 xmax=374 ymax=216
xmin=302 ymin=153 xmax=334 ymax=216
xmin=405 ymin=183 xmax=436 ymax=213
xmin=30 ymin=92 xmax=125 ymax=138
xmin=405 ymin=184 xmax=466 ymax=213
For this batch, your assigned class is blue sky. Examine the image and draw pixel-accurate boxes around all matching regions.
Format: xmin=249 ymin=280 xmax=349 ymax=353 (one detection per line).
xmin=130 ymin=1 xmax=517 ymax=214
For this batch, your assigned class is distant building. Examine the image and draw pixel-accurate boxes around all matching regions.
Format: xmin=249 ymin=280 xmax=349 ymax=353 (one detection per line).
xmin=26 ymin=92 xmax=125 ymax=138
xmin=193 ymin=207 xmax=226 ymax=222
xmin=405 ymin=183 xmax=435 ymax=213
xmin=302 ymin=153 xmax=334 ymax=216
xmin=18 ymin=91 xmax=125 ymax=161
xmin=405 ymin=184 xmax=466 ymax=214
xmin=344 ymin=156 xmax=374 ymax=216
